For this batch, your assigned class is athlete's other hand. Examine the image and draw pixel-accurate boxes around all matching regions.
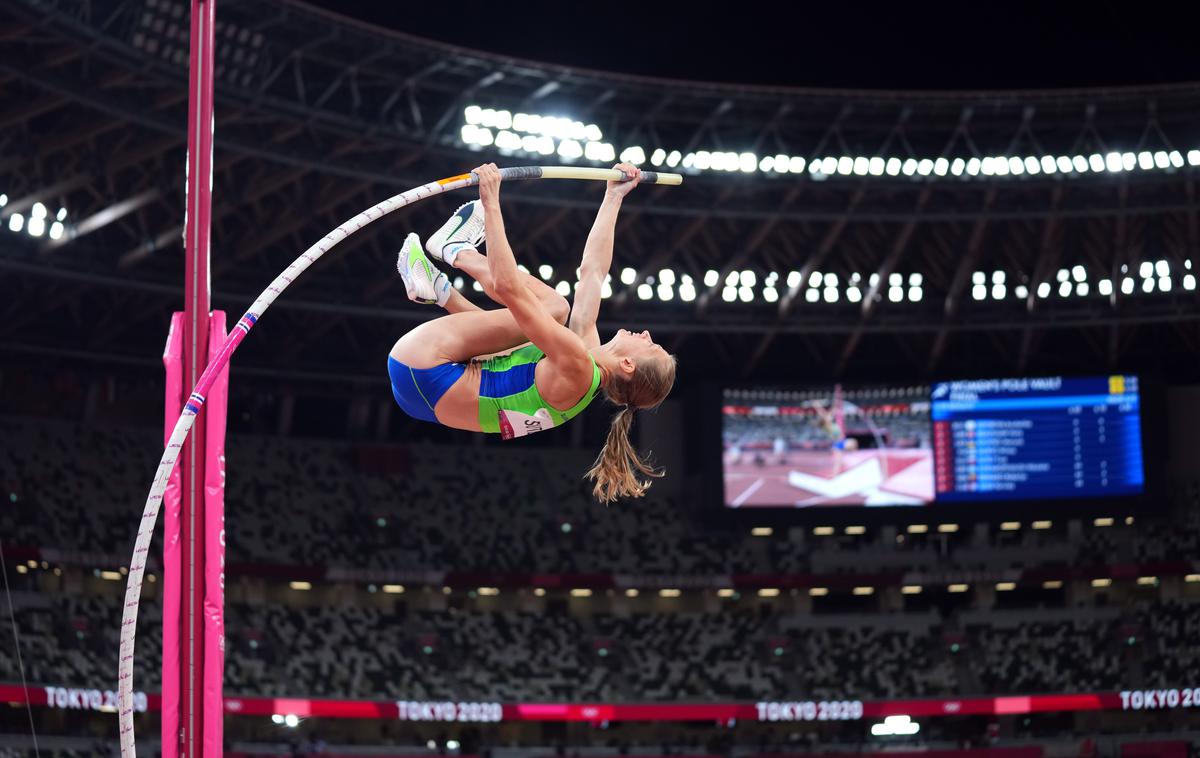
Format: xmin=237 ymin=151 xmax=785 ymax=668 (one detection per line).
xmin=475 ymin=163 xmax=501 ymax=207
xmin=606 ymin=162 xmax=641 ymax=200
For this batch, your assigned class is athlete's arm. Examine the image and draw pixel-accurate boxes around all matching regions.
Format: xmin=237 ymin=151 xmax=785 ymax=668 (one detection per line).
xmin=569 ymin=163 xmax=640 ymax=349
xmin=477 ymin=164 xmax=594 ymax=389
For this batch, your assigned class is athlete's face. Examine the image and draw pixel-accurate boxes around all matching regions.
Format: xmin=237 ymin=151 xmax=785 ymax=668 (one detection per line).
xmin=611 ymin=328 xmax=668 ymax=363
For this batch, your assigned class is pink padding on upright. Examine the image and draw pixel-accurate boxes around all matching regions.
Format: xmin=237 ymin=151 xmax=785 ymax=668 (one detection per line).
xmin=161 ymin=313 xmax=185 ymax=758
xmin=203 ymin=311 xmax=229 ymax=758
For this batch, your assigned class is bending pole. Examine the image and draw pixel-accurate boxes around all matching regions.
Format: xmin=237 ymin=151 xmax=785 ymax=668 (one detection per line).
xmin=118 ymin=165 xmax=682 ymax=758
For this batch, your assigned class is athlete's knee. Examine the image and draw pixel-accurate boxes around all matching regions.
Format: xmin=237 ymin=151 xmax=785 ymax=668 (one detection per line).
xmin=545 ymin=293 xmax=570 ymax=325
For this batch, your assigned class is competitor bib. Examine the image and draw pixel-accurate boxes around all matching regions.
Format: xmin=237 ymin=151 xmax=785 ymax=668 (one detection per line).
xmin=498 ymin=407 xmax=556 ymax=440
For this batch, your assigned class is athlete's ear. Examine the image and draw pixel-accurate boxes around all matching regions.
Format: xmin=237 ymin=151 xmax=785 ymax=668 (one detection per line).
xmin=619 ymin=356 xmax=636 ymax=375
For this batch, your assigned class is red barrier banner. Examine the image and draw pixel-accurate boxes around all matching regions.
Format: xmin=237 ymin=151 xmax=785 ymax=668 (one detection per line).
xmin=4 ymin=685 xmax=1196 ymax=722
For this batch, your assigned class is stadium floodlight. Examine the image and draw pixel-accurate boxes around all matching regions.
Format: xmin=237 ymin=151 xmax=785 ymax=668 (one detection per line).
xmin=26 ymin=217 xmax=44 ymax=237
xmin=1023 ymin=156 xmax=1040 ymax=175
xmin=1121 ymin=277 xmax=1135 ymax=294
xmin=948 ymin=584 xmax=969 ymax=593
xmin=1008 ymin=157 xmax=1024 ymax=175
xmin=763 ymin=287 xmax=779 ymax=303
xmin=789 ymin=156 xmax=806 ymax=173
xmin=1184 ymin=274 xmax=1197 ymax=291
xmin=950 ymin=157 xmax=965 ymax=176
xmin=740 ymin=152 xmax=757 ymax=173
xmin=584 ymin=124 xmax=603 ymax=141
xmin=853 ymin=156 xmax=869 ymax=176
xmin=620 ymin=146 xmax=646 ymax=165
xmin=1076 ymin=282 xmax=1089 ymax=296
xmin=886 ymin=157 xmax=902 ymax=176
xmin=907 ymin=524 xmax=928 ymax=534
xmin=637 ymin=283 xmax=653 ymax=300
xmin=1139 ymin=261 xmax=1154 ymax=278
xmin=808 ymin=587 xmax=829 ymax=596
xmin=757 ymin=588 xmax=780 ymax=597
xmin=570 ymin=588 xmax=593 ymax=597
xmin=917 ymin=158 xmax=934 ymax=176
xmin=852 ymin=586 xmax=874 ymax=596
xmin=1142 ymin=277 xmax=1155 ymax=294
xmin=558 ymin=139 xmax=583 ymax=159
xmin=1043 ymin=580 xmax=1064 ymax=589
xmin=1072 ymin=265 xmax=1086 ymax=282
xmin=1097 ymin=279 xmax=1113 ymax=296
xmin=722 ymin=287 xmax=736 ymax=302
xmin=1122 ymin=152 xmax=1137 ymax=170
xmin=1105 ymin=152 xmax=1123 ymax=172
xmin=759 ymin=156 xmax=775 ymax=172
xmin=1073 ymin=155 xmax=1089 ymax=172
xmin=31 ymin=202 xmax=46 ymax=219
xmin=824 ymin=272 xmax=839 ymax=287
xmin=1037 ymin=282 xmax=1051 ymax=298
xmin=996 ymin=582 xmax=1016 ymax=591
xmin=809 ymin=271 xmax=823 ymax=288
xmin=901 ymin=585 xmax=922 ymax=595
xmin=980 ymin=157 xmax=995 ymax=176
xmin=1088 ymin=153 xmax=1105 ymax=172
xmin=888 ymin=287 xmax=902 ymax=303
xmin=49 ymin=222 xmax=64 ymax=240
xmin=739 ymin=286 xmax=754 ymax=303
xmin=657 ymin=284 xmax=673 ymax=301
xmin=1000 ymin=521 xmax=1021 ymax=530
xmin=8 ymin=213 xmax=23 ymax=232
xmin=1155 ymin=259 xmax=1170 ymax=277
xmin=813 ymin=526 xmax=834 ymax=536
xmin=868 ymin=156 xmax=885 ymax=176
xmin=1091 ymin=578 xmax=1112 ymax=588
xmin=1138 ymin=151 xmax=1154 ymax=170
xmin=1056 ymin=156 xmax=1072 ymax=173
xmin=991 ymin=284 xmax=1005 ymax=300
xmin=909 ymin=287 xmax=923 ymax=302
xmin=1059 ymin=281 xmax=1072 ymax=297
xmin=694 ymin=151 xmax=712 ymax=170
xmin=620 ymin=267 xmax=637 ymax=285
xmin=933 ymin=157 xmax=949 ymax=176
xmin=495 ymin=130 xmax=521 ymax=150
xmin=659 ymin=268 xmax=676 ymax=286
xmin=825 ymin=287 xmax=840 ymax=303
xmin=1137 ymin=576 xmax=1158 ymax=586
xmin=820 ymin=157 xmax=837 ymax=174
xmin=992 ymin=270 xmax=1006 ymax=285
xmin=705 ymin=269 xmax=721 ymax=287
xmin=665 ymin=150 xmax=682 ymax=167
xmin=585 ymin=142 xmax=615 ymax=161
xmin=1041 ymin=156 xmax=1057 ymax=173
xmin=847 ymin=287 xmax=862 ymax=303
xmin=493 ymin=110 xmax=513 ymax=130
xmin=971 ymin=284 xmax=986 ymax=300
xmin=966 ymin=157 xmax=981 ymax=176
xmin=837 ymin=156 xmax=854 ymax=175
xmin=538 ymin=264 xmax=554 ymax=280
xmin=1032 ymin=520 xmax=1052 ymax=529
xmin=651 ymin=148 xmax=666 ymax=166
xmin=972 ymin=271 xmax=986 ymax=285
xmin=888 ymin=272 xmax=902 ymax=286
xmin=1154 ymin=151 xmax=1170 ymax=169
xmin=464 ymin=105 xmax=483 ymax=124
xmin=937 ymin=523 xmax=959 ymax=533
xmin=901 ymin=158 xmax=918 ymax=176
xmin=556 ymin=281 xmax=572 ymax=296
xmin=741 ymin=270 xmax=757 ymax=287
xmin=289 ymin=581 xmax=311 ymax=591
xmin=1159 ymin=277 xmax=1172 ymax=292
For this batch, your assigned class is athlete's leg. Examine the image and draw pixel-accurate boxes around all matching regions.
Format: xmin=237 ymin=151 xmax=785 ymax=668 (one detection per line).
xmin=390 ymin=309 xmax=530 ymax=368
xmin=451 ymin=246 xmax=569 ymax=325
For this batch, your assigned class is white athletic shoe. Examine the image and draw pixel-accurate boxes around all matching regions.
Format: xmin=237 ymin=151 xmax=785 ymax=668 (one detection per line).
xmin=425 ymin=200 xmax=486 ymax=265
xmin=397 ymin=232 xmax=450 ymax=306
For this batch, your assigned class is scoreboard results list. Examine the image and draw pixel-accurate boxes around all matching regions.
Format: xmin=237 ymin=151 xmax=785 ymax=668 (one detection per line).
xmin=931 ymin=376 xmax=1144 ymax=502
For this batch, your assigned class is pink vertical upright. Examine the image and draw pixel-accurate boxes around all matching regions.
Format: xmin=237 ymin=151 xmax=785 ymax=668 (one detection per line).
xmin=161 ymin=314 xmax=186 ymax=758
xmin=202 ymin=311 xmax=228 ymax=758
xmin=170 ymin=0 xmax=220 ymax=756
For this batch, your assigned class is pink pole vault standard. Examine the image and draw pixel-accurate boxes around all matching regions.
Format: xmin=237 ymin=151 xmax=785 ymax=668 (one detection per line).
xmin=117 ymin=165 xmax=681 ymax=758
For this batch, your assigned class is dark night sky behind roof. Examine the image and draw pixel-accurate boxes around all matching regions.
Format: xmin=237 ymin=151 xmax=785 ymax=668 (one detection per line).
xmin=302 ymin=0 xmax=1200 ymax=91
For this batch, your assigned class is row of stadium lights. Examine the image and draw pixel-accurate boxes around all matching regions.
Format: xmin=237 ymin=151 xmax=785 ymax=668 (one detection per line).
xmin=452 ymin=262 xmax=1194 ymax=305
xmin=1 ymin=196 xmax=68 ymax=240
xmin=461 ymin=106 xmax=1200 ymax=179
xmin=971 ymin=261 xmax=1197 ymax=301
